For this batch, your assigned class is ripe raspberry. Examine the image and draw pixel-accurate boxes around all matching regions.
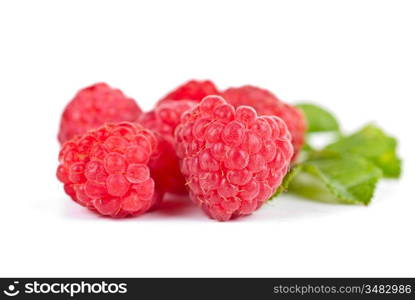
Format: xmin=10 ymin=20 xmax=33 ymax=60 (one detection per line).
xmin=174 ymin=96 xmax=294 ymax=221
xmin=158 ymin=80 xmax=221 ymax=105
xmin=223 ymin=85 xmax=306 ymax=161
xmin=139 ymin=100 xmax=196 ymax=195
xmin=58 ymin=83 xmax=142 ymax=144
xmin=57 ymin=122 xmax=162 ymax=217
xmin=140 ymin=100 xmax=196 ymax=144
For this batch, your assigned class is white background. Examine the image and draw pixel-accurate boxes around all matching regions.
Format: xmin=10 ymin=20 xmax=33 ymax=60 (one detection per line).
xmin=0 ymin=0 xmax=414 ymax=277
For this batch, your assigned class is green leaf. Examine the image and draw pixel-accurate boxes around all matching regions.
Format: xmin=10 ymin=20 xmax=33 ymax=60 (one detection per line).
xmin=296 ymin=103 xmax=340 ymax=133
xmin=272 ymin=164 xmax=303 ymax=199
xmin=288 ymin=152 xmax=382 ymax=205
xmin=325 ymin=124 xmax=401 ymax=178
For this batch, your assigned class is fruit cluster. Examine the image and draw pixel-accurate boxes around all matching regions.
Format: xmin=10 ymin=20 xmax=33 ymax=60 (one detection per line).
xmin=57 ymin=80 xmax=307 ymax=221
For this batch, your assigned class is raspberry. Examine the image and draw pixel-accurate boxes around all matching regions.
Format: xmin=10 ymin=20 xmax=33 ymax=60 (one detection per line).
xmin=140 ymin=100 xmax=196 ymax=144
xmin=58 ymin=83 xmax=142 ymax=144
xmin=174 ymin=96 xmax=294 ymax=221
xmin=158 ymin=80 xmax=221 ymax=105
xmin=139 ymin=100 xmax=196 ymax=195
xmin=223 ymin=85 xmax=306 ymax=161
xmin=57 ymin=122 xmax=162 ymax=217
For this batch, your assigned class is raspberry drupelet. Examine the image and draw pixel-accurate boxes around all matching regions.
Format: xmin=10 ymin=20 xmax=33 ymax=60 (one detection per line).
xmin=223 ymin=85 xmax=306 ymax=161
xmin=174 ymin=96 xmax=294 ymax=221
xmin=58 ymin=83 xmax=142 ymax=144
xmin=57 ymin=122 xmax=162 ymax=217
xmin=157 ymin=79 xmax=221 ymax=105
xmin=139 ymin=100 xmax=196 ymax=195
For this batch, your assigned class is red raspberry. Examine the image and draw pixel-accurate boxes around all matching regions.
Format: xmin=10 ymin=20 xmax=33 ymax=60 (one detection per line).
xmin=58 ymin=83 xmax=142 ymax=144
xmin=158 ymin=80 xmax=221 ymax=105
xmin=140 ymin=100 xmax=196 ymax=144
xmin=139 ymin=100 xmax=196 ymax=195
xmin=57 ymin=122 xmax=162 ymax=217
xmin=223 ymin=85 xmax=306 ymax=161
xmin=174 ymin=96 xmax=294 ymax=221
